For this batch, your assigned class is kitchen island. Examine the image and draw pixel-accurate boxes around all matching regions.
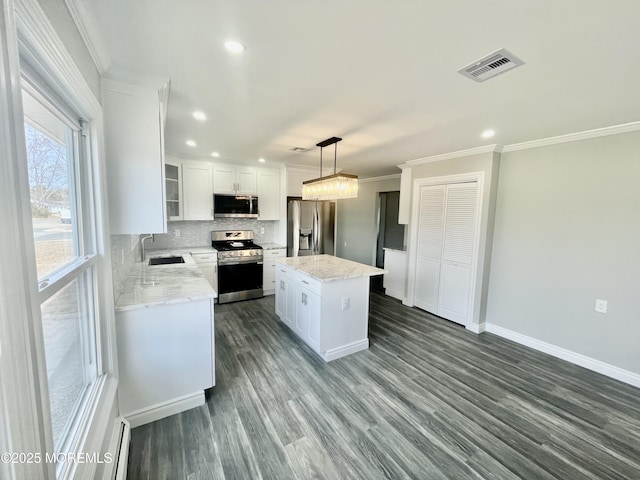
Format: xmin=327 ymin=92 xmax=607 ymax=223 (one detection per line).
xmin=275 ymin=254 xmax=385 ymax=361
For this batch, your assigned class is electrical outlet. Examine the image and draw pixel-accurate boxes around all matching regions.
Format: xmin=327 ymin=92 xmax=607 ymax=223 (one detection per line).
xmin=260 ymin=227 xmax=265 ymax=234
xmin=174 ymin=229 xmax=181 ymax=237
xmin=342 ymin=297 xmax=350 ymax=310
xmin=595 ymin=299 xmax=608 ymax=314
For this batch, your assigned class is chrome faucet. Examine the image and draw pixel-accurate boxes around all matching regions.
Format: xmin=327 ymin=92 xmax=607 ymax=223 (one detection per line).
xmin=140 ymin=234 xmax=154 ymax=262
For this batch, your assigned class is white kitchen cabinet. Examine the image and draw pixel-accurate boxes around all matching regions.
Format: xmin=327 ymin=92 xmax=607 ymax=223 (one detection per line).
xmin=383 ymin=248 xmax=407 ymax=301
xmin=213 ymin=164 xmax=257 ymax=194
xmin=398 ymin=166 xmax=411 ymax=224
xmin=183 ymin=161 xmax=214 ymax=220
xmin=275 ymin=260 xmax=373 ymax=362
xmin=103 ymin=77 xmax=170 ymax=234
xmin=165 ymin=158 xmax=183 ymax=221
xmin=276 ymin=264 xmax=296 ymax=328
xmin=257 ymin=169 xmax=281 ymax=220
xmin=263 ymin=248 xmax=286 ymax=295
xmin=191 ymin=252 xmax=218 ymax=295
xmin=115 ymin=299 xmax=214 ymax=427
xmin=297 ymin=281 xmax=321 ymax=351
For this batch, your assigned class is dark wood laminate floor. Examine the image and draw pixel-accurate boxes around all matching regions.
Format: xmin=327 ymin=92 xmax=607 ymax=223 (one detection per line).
xmin=127 ymin=292 xmax=640 ymax=480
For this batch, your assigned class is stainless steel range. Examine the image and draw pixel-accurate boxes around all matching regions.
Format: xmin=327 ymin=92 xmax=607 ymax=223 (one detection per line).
xmin=211 ymin=230 xmax=263 ymax=304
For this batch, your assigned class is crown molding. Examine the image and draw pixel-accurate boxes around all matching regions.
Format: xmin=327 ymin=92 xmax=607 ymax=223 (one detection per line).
xmin=64 ymin=0 xmax=111 ymax=74
xmin=360 ymin=173 xmax=401 ymax=183
xmin=502 ymin=121 xmax=640 ymax=152
xmin=400 ymin=144 xmax=500 ymax=169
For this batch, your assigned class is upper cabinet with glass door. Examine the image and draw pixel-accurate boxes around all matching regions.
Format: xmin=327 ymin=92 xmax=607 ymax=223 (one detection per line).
xmin=165 ymin=158 xmax=182 ymax=221
xmin=103 ymin=77 xmax=170 ymax=234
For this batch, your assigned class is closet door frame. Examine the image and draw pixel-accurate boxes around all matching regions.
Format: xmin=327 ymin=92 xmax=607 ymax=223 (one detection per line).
xmin=406 ymin=172 xmax=484 ymax=329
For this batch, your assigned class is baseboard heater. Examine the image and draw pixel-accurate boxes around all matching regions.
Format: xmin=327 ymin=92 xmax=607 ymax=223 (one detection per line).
xmin=108 ymin=417 xmax=130 ymax=480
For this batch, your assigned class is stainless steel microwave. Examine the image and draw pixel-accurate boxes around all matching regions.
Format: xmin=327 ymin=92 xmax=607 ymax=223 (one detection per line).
xmin=213 ymin=194 xmax=259 ymax=218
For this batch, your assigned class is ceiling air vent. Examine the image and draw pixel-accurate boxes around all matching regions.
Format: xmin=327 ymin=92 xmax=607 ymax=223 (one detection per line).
xmin=457 ymin=48 xmax=524 ymax=82
xmin=290 ymin=147 xmax=312 ymax=153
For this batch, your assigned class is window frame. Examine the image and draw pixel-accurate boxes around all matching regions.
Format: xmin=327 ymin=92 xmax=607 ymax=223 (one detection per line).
xmin=0 ymin=0 xmax=120 ymax=479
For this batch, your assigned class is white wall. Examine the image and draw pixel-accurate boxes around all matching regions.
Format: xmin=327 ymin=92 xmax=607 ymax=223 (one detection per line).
xmin=336 ymin=176 xmax=401 ymax=265
xmin=487 ymin=130 xmax=640 ymax=376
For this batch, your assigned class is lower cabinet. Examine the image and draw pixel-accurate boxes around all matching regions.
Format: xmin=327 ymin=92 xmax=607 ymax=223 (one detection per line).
xmin=191 ymin=252 xmax=218 ymax=296
xmin=383 ymin=248 xmax=406 ymax=301
xmin=115 ymin=299 xmax=215 ymax=427
xmin=264 ymin=248 xmax=286 ymax=295
xmin=298 ymin=284 xmax=321 ymax=351
xmin=275 ymin=263 xmax=370 ymax=361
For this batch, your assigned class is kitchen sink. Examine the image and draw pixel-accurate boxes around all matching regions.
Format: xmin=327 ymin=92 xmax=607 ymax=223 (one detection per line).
xmin=148 ymin=256 xmax=185 ymax=266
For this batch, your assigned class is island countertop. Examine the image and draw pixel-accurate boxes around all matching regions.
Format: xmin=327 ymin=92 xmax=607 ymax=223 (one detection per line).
xmin=277 ymin=254 xmax=386 ymax=282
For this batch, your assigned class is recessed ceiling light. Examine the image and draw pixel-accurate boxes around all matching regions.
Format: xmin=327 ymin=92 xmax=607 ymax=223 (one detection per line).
xmin=186 ymin=140 xmax=197 ymax=147
xmin=224 ymin=40 xmax=246 ymax=53
xmin=258 ymin=158 xmax=266 ymax=163
xmin=211 ymin=152 xmax=220 ymax=158
xmin=481 ymin=129 xmax=496 ymax=139
xmin=192 ymin=111 xmax=207 ymax=121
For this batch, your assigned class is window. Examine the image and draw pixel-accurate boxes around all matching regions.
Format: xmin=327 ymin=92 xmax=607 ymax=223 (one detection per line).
xmin=22 ymin=82 xmax=99 ymax=452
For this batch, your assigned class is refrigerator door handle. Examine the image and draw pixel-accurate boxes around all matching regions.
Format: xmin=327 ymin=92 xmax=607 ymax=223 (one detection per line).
xmin=313 ymin=205 xmax=320 ymax=255
xmin=292 ymin=200 xmax=300 ymax=257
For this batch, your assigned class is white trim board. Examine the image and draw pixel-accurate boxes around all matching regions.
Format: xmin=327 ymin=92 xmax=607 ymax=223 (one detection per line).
xmin=123 ymin=391 xmax=205 ymax=428
xmin=322 ymin=339 xmax=369 ymax=362
xmin=501 ymin=120 xmax=640 ymax=152
xmin=400 ymin=144 xmax=499 ymax=168
xmin=360 ymin=173 xmax=401 ymax=183
xmin=485 ymin=323 xmax=640 ymax=389
xmin=64 ymin=0 xmax=111 ymax=74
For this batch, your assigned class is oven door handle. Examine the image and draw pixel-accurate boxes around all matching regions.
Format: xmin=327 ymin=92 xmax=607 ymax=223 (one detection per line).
xmin=219 ymin=259 xmax=263 ymax=266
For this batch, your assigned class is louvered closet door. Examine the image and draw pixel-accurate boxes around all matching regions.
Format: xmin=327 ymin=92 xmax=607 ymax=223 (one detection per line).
xmin=414 ymin=185 xmax=445 ymax=312
xmin=437 ymin=182 xmax=477 ymax=324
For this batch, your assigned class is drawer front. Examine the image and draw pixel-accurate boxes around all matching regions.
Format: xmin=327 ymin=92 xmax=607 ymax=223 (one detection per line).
xmin=192 ymin=253 xmax=218 ymax=264
xmin=265 ymin=248 xmax=286 ymax=258
xmin=297 ymin=272 xmax=321 ymax=295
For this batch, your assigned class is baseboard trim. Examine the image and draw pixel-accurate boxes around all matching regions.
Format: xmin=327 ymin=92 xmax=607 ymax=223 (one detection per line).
xmin=123 ymin=391 xmax=205 ymax=428
xmin=467 ymin=322 xmax=486 ymax=334
xmin=384 ymin=289 xmax=405 ymax=302
xmin=322 ymin=339 xmax=369 ymax=362
xmin=485 ymin=323 xmax=640 ymax=388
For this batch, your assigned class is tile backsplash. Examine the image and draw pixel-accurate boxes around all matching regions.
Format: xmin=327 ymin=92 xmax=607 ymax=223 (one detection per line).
xmin=110 ymin=234 xmax=141 ymax=299
xmin=148 ymin=219 xmax=277 ymax=249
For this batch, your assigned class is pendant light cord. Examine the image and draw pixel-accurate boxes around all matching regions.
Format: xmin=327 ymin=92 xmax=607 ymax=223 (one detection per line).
xmin=334 ymin=143 xmax=337 ymax=174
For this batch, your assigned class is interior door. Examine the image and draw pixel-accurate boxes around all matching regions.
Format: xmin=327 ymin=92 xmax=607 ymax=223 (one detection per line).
xmin=437 ymin=182 xmax=477 ymax=324
xmin=414 ymin=185 xmax=445 ymax=312
xmin=414 ymin=181 xmax=478 ymax=326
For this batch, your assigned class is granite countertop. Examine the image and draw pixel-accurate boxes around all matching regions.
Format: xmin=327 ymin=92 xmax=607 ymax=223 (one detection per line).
xmin=383 ymin=247 xmax=407 ymax=253
xmin=116 ymin=251 xmax=217 ymax=312
xmin=277 ymin=254 xmax=386 ymax=282
xmin=258 ymin=242 xmax=286 ymax=250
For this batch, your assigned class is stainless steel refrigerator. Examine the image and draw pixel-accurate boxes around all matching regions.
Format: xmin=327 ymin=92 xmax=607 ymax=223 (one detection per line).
xmin=287 ymin=198 xmax=336 ymax=257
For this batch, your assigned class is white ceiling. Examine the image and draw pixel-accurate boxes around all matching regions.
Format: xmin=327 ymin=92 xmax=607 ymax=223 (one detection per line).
xmin=83 ymin=0 xmax=640 ymax=178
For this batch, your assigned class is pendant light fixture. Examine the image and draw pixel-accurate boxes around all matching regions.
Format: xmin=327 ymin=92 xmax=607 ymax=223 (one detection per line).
xmin=301 ymin=136 xmax=358 ymax=200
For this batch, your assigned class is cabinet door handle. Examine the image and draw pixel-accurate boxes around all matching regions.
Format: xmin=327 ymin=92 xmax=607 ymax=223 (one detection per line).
xmin=302 ymin=280 xmax=310 ymax=285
